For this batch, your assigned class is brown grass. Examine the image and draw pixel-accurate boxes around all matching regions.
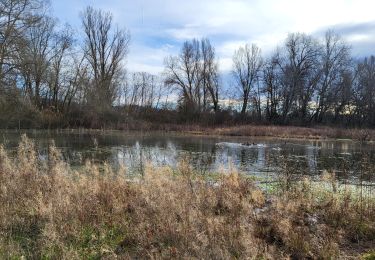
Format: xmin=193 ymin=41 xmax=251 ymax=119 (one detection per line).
xmin=211 ymin=125 xmax=375 ymax=141
xmin=117 ymin=122 xmax=375 ymax=141
xmin=0 ymin=136 xmax=374 ymax=259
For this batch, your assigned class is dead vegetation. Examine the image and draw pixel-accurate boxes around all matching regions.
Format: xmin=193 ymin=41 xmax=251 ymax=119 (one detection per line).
xmin=211 ymin=124 xmax=375 ymax=141
xmin=0 ymin=136 xmax=374 ymax=259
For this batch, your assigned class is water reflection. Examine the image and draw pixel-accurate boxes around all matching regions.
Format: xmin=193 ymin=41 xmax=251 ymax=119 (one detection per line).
xmin=0 ymin=130 xmax=374 ymax=183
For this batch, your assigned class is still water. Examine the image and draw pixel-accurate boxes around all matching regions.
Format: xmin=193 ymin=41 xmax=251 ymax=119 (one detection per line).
xmin=1 ymin=130 xmax=374 ymax=183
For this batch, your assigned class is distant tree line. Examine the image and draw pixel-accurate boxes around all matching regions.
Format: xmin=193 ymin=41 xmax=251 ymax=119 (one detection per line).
xmin=166 ymin=32 xmax=375 ymax=127
xmin=0 ymin=0 xmax=374 ymax=128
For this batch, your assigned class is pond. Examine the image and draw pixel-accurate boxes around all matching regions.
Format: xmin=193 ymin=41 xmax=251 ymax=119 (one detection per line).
xmin=1 ymin=129 xmax=374 ymax=183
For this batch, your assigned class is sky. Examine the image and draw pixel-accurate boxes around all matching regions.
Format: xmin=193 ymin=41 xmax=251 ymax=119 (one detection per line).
xmin=50 ymin=0 xmax=375 ymax=75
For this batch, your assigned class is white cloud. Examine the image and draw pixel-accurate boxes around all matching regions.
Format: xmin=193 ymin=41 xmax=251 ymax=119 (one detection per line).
xmin=127 ymin=43 xmax=174 ymax=74
xmin=52 ymin=0 xmax=375 ymax=74
xmin=347 ymin=34 xmax=371 ymax=42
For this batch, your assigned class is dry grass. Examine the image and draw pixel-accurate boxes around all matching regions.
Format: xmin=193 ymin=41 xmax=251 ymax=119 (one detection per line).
xmin=210 ymin=125 xmax=375 ymax=141
xmin=102 ymin=121 xmax=375 ymax=141
xmin=124 ymin=123 xmax=375 ymax=141
xmin=0 ymin=136 xmax=374 ymax=259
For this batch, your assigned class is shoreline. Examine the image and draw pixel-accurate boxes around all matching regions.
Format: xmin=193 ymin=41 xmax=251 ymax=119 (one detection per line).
xmin=1 ymin=124 xmax=374 ymax=142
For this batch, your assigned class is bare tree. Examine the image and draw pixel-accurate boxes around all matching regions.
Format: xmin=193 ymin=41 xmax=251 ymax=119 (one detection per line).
xmin=164 ymin=39 xmax=202 ymax=114
xmin=128 ymin=72 xmax=163 ymax=108
xmin=201 ymin=38 xmax=220 ymax=112
xmin=333 ymin=70 xmax=354 ymax=122
xmin=353 ymin=56 xmax=375 ymax=126
xmin=63 ymin=55 xmax=90 ymax=112
xmin=81 ymin=6 xmax=130 ymax=109
xmin=0 ymin=0 xmax=45 ymax=89
xmin=47 ymin=24 xmax=74 ymax=111
xmin=313 ymin=30 xmax=351 ymax=122
xmin=275 ymin=33 xmax=320 ymax=123
xmin=1 ymin=1 xmax=374 ymax=129
xmin=232 ymin=43 xmax=262 ymax=116
xmin=164 ymin=38 xmax=221 ymax=115
xmin=18 ymin=16 xmax=55 ymax=107
xmin=263 ymin=55 xmax=282 ymax=121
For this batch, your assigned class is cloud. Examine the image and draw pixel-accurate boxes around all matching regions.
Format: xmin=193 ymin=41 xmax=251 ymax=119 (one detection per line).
xmin=331 ymin=21 xmax=375 ymax=36
xmin=127 ymin=43 xmax=176 ymax=74
xmin=312 ymin=21 xmax=375 ymax=57
xmin=51 ymin=0 xmax=375 ymax=74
